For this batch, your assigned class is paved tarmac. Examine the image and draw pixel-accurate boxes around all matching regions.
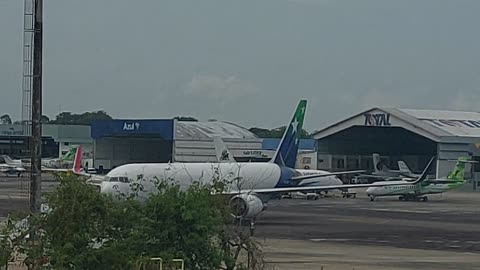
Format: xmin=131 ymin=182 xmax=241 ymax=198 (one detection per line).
xmin=1 ymin=175 xmax=479 ymax=269
xmin=0 ymin=174 xmax=57 ymax=216
xmin=255 ymin=190 xmax=480 ymax=269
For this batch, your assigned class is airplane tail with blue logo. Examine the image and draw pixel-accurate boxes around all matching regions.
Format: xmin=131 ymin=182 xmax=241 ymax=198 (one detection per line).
xmin=271 ymin=100 xmax=307 ymax=168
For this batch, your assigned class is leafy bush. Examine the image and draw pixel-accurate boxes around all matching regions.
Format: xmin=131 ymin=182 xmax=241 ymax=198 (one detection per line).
xmin=1 ymin=172 xmax=264 ymax=270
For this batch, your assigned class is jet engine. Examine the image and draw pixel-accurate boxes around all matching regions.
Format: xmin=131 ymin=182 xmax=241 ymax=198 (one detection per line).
xmin=229 ymin=194 xmax=266 ymax=219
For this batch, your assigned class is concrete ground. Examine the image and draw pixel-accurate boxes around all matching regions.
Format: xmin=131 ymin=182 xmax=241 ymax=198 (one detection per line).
xmin=1 ymin=175 xmax=480 ymax=269
xmin=256 ymin=190 xmax=480 ymax=270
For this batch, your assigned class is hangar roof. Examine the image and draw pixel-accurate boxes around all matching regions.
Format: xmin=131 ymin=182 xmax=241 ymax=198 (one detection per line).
xmin=312 ymin=108 xmax=480 ymax=143
xmin=175 ymin=121 xmax=259 ymax=140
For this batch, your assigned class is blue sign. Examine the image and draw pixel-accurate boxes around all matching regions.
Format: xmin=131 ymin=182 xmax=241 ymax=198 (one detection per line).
xmin=91 ymin=119 xmax=174 ymax=140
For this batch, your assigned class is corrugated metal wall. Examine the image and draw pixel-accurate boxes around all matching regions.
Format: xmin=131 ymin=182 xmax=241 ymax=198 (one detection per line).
xmin=173 ymin=139 xmax=263 ymax=162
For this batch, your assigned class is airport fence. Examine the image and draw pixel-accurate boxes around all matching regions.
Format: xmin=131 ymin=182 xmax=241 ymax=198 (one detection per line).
xmin=135 ymin=258 xmax=184 ymax=270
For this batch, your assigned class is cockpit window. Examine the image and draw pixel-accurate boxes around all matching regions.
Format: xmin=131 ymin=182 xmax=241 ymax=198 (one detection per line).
xmin=108 ymin=177 xmax=130 ymax=183
xmin=119 ymin=177 xmax=129 ymax=183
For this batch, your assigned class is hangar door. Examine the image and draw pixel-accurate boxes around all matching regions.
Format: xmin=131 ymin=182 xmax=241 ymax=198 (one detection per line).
xmin=91 ymin=119 xmax=174 ymax=171
xmin=317 ymin=126 xmax=437 ymax=173
xmin=94 ymin=137 xmax=172 ymax=170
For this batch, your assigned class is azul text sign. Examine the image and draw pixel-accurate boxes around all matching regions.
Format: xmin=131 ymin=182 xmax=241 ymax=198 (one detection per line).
xmin=122 ymin=122 xmax=141 ymax=131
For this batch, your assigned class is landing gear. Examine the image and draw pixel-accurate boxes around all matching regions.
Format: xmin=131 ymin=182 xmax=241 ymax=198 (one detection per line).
xmin=399 ymin=196 xmax=405 ymax=201
xmin=421 ymin=196 xmax=428 ymax=202
xmin=249 ymin=219 xmax=256 ymax=236
xmin=369 ymin=195 xmax=375 ymax=201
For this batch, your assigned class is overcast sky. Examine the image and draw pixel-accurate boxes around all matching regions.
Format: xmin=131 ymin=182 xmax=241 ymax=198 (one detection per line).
xmin=1 ymin=0 xmax=479 ymax=131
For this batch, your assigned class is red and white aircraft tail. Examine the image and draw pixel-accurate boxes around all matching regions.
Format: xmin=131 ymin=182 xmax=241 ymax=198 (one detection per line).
xmin=72 ymin=145 xmax=83 ymax=175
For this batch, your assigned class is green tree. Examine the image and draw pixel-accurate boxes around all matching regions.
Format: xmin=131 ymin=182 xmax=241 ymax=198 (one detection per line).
xmin=41 ymin=115 xmax=50 ymax=124
xmin=50 ymin=110 xmax=113 ymax=125
xmin=249 ymin=126 xmax=310 ymax=138
xmin=0 ymin=114 xmax=12 ymax=125
xmin=2 ymin=171 xmax=264 ymax=269
xmin=173 ymin=116 xmax=199 ymax=122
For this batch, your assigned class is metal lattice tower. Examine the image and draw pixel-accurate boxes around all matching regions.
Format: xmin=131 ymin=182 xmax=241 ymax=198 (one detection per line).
xmin=22 ymin=0 xmax=34 ymax=136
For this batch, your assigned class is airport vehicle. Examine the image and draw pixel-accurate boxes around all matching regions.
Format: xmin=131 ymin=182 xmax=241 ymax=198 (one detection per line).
xmin=94 ymin=100 xmax=428 ymax=227
xmin=366 ymin=157 xmax=472 ymax=202
xmin=212 ymin=136 xmax=363 ymax=188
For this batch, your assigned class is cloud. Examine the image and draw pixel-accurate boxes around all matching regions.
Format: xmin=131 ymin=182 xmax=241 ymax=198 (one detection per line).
xmin=185 ymin=75 xmax=257 ymax=100
xmin=284 ymin=0 xmax=334 ymax=5
xmin=449 ymin=92 xmax=480 ymax=112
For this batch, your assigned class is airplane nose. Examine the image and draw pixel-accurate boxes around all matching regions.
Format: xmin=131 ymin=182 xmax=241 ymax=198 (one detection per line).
xmin=100 ymin=182 xmax=126 ymax=196
xmin=366 ymin=187 xmax=375 ymax=195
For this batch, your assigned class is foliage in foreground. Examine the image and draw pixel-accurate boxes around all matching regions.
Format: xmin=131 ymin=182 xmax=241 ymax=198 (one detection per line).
xmin=0 ymin=173 xmax=264 ymax=270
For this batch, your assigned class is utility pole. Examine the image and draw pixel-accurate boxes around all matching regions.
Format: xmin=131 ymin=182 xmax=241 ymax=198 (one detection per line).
xmin=30 ymin=0 xmax=43 ymax=214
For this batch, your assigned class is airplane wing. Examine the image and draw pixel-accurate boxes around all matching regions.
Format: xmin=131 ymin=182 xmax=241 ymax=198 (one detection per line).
xmin=227 ymin=157 xmax=437 ymax=195
xmin=291 ymin=170 xmax=365 ymax=181
xmin=41 ymin=167 xmax=73 ymax=173
xmin=224 ymin=181 xmax=403 ymax=195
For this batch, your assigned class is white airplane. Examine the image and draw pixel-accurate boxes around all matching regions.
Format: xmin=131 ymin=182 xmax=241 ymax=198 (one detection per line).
xmin=372 ymin=153 xmax=420 ymax=178
xmin=1 ymin=155 xmax=23 ymax=167
xmin=0 ymin=150 xmax=82 ymax=176
xmin=0 ymin=156 xmax=26 ymax=177
xmin=85 ymin=100 xmax=432 ymax=228
xmin=212 ymin=137 xmax=364 ymax=188
xmin=366 ymin=157 xmax=472 ymax=202
xmin=41 ymin=147 xmax=79 ymax=169
xmin=354 ymin=154 xmax=423 ymax=183
xmin=0 ymin=164 xmax=26 ymax=177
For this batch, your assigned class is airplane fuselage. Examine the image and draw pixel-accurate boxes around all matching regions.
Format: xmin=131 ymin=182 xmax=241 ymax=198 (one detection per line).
xmin=100 ymin=162 xmax=343 ymax=199
xmin=366 ymin=180 xmax=464 ymax=197
xmin=101 ymin=162 xmax=292 ymax=198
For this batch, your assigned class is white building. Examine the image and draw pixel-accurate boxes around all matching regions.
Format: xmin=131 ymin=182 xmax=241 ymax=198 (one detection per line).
xmin=312 ymin=108 xmax=480 ymax=184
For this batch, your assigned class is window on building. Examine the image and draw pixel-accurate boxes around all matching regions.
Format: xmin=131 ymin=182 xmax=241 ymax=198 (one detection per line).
xmin=336 ymin=159 xmax=345 ymax=169
xmin=302 ymin=157 xmax=312 ymax=164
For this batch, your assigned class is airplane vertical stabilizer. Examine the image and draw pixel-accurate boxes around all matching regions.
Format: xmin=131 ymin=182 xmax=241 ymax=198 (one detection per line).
xmin=73 ymin=145 xmax=83 ymax=174
xmin=213 ymin=137 xmax=236 ymax=162
xmin=60 ymin=146 xmax=78 ymax=161
xmin=413 ymin=157 xmax=436 ymax=184
xmin=398 ymin=161 xmax=412 ymax=174
xmin=271 ymin=100 xmax=307 ymax=168
xmin=373 ymin=153 xmax=388 ymax=173
xmin=447 ymin=157 xmax=468 ymax=182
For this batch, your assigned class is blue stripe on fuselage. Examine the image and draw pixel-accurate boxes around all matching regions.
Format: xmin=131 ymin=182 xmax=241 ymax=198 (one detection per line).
xmin=275 ymin=166 xmax=296 ymax=188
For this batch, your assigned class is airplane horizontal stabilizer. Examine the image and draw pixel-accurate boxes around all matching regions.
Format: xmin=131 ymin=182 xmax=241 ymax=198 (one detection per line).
xmin=291 ymin=170 xmax=366 ymax=181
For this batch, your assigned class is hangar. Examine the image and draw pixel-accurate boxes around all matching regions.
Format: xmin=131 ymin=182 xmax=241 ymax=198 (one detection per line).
xmin=312 ymin=108 xmax=480 ymax=182
xmin=0 ymin=124 xmax=92 ymax=159
xmin=91 ymin=119 xmax=263 ymax=171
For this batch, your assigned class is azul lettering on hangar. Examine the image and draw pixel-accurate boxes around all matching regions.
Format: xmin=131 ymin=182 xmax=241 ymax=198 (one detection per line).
xmin=364 ymin=113 xmax=392 ymax=127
